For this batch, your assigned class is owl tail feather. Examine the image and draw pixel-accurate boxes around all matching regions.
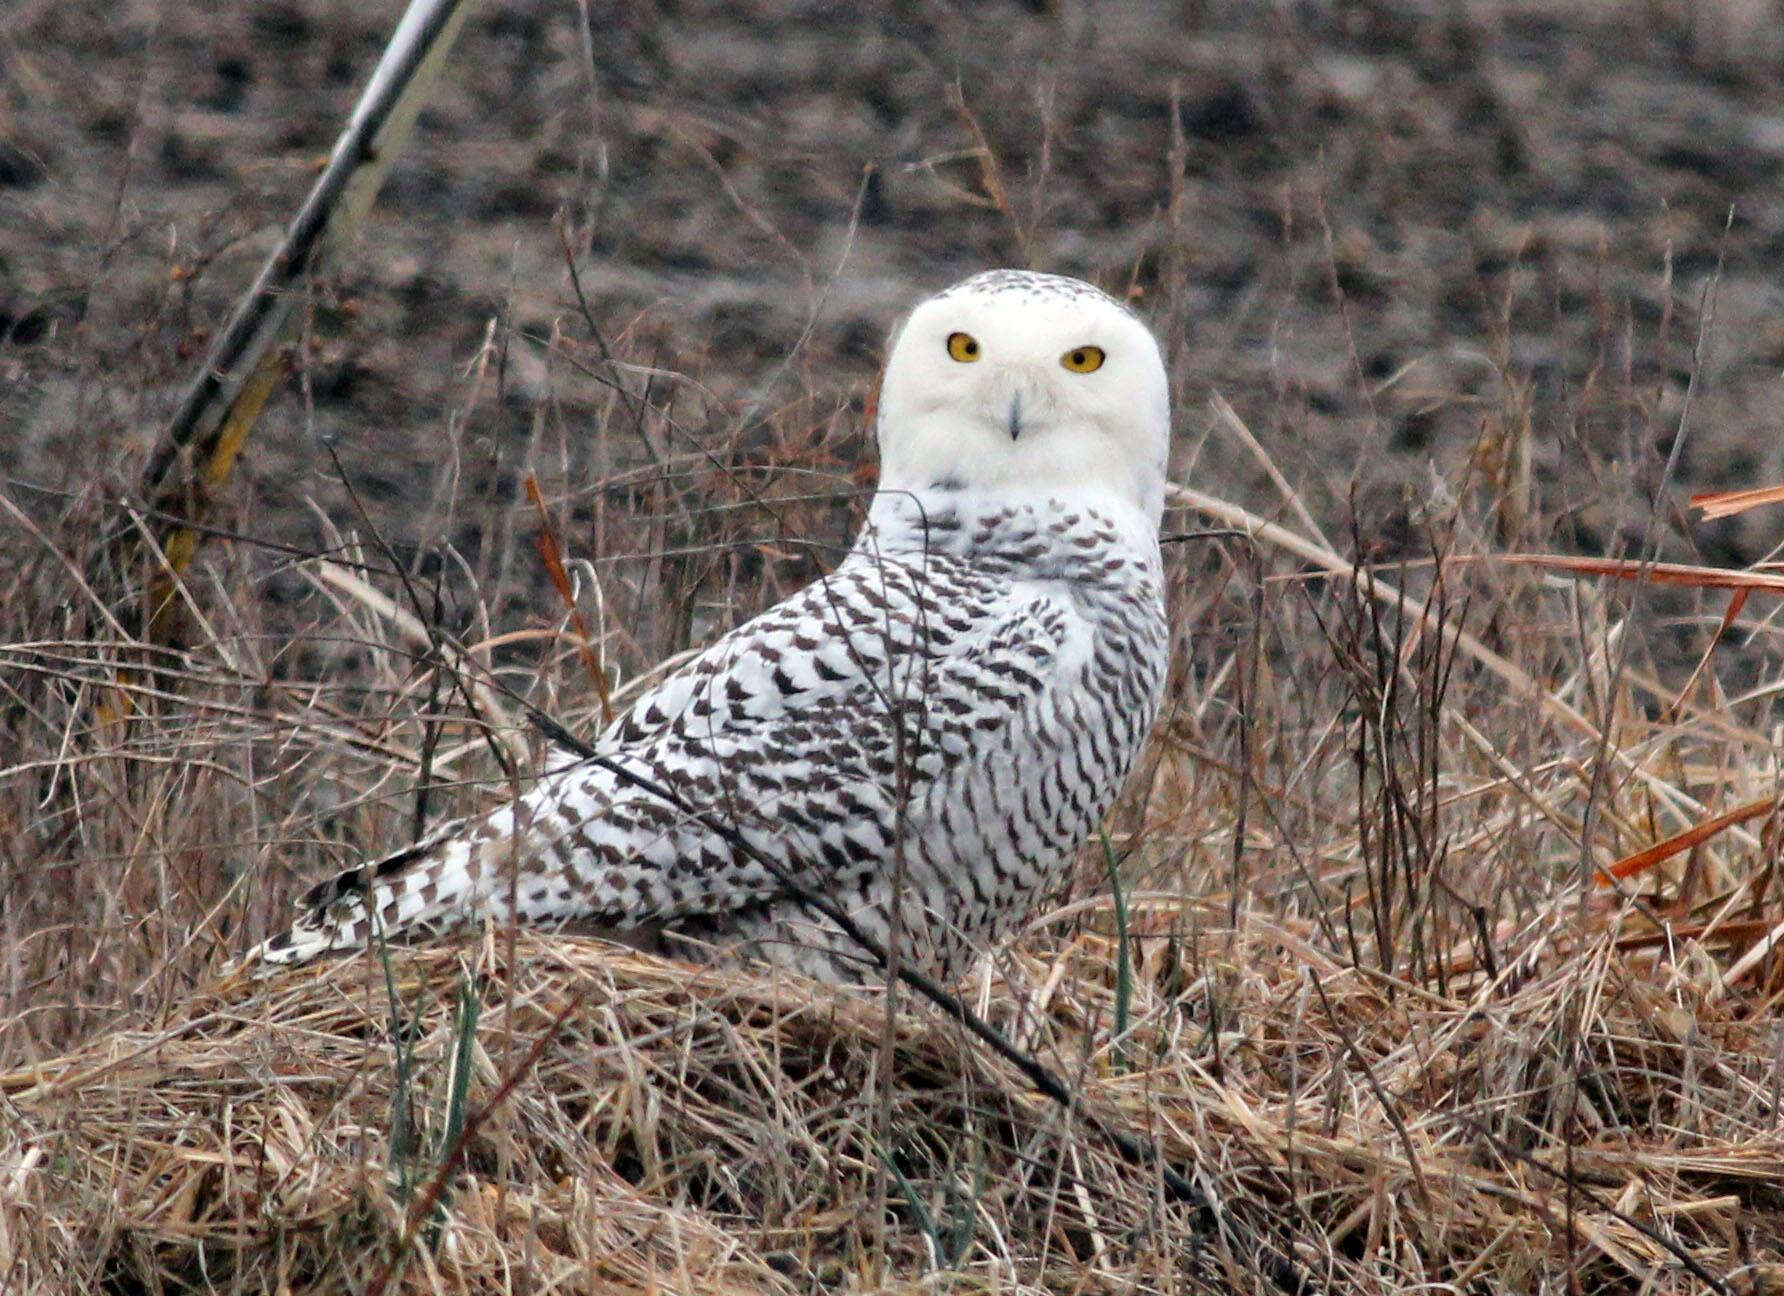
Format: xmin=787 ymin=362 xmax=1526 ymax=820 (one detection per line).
xmin=239 ymin=816 xmax=501 ymax=969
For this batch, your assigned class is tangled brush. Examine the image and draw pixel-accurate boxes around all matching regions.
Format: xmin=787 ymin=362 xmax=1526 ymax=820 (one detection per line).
xmin=7 ymin=894 xmax=1784 ymax=1295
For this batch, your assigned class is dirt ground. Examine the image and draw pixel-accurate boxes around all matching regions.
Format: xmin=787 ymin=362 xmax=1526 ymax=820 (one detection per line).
xmin=6 ymin=0 xmax=1784 ymax=591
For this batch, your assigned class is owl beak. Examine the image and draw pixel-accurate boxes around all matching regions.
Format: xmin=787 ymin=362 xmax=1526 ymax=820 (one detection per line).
xmin=1006 ymin=392 xmax=1023 ymax=441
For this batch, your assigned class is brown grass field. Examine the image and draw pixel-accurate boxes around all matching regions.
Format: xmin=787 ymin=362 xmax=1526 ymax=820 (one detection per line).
xmin=5 ymin=2 xmax=1784 ymax=1292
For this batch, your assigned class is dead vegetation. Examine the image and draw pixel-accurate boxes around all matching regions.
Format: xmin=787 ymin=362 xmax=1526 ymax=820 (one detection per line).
xmin=6 ymin=385 xmax=1783 ymax=1290
xmin=6 ymin=2 xmax=1784 ymax=1293
xmin=6 ymin=758 xmax=1784 ymax=1295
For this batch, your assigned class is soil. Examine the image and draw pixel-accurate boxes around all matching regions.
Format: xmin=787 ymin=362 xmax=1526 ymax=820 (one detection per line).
xmin=4 ymin=0 xmax=1784 ymax=628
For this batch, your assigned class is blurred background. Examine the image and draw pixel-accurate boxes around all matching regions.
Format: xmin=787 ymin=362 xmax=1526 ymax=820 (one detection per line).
xmin=6 ymin=0 xmax=1784 ymax=1016
xmin=7 ymin=1 xmax=1784 ymax=592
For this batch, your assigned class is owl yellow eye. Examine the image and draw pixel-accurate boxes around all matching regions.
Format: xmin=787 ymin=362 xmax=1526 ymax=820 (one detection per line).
xmin=1061 ymin=345 xmax=1105 ymax=373
xmin=946 ymin=332 xmax=981 ymax=363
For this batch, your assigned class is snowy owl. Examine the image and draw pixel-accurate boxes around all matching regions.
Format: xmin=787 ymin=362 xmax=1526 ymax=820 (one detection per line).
xmin=251 ymin=270 xmax=1171 ymax=983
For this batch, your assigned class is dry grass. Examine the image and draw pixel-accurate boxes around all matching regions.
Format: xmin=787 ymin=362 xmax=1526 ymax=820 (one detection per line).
xmin=8 ymin=4 xmax=1784 ymax=1292
xmin=6 ymin=397 xmax=1784 ymax=1290
xmin=5 ymin=806 xmax=1784 ymax=1294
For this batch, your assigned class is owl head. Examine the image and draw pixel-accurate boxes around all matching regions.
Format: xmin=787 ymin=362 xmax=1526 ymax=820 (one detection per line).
xmin=874 ymin=271 xmax=1170 ymax=522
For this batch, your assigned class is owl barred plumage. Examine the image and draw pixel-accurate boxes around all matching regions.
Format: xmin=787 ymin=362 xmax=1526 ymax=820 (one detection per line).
xmin=249 ymin=270 xmax=1172 ymax=983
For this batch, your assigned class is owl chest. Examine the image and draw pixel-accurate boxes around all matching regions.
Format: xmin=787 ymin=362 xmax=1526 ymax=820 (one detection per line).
xmin=930 ymin=595 xmax=1163 ymax=849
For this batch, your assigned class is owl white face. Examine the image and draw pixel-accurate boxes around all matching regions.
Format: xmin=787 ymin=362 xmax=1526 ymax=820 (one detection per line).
xmin=875 ymin=271 xmax=1170 ymax=522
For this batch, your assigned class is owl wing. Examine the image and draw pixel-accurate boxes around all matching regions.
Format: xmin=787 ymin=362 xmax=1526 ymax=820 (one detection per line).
xmin=250 ymin=549 xmax=1079 ymax=965
xmin=580 ymin=547 xmax=1082 ymax=888
xmin=603 ymin=550 xmax=1073 ymax=758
